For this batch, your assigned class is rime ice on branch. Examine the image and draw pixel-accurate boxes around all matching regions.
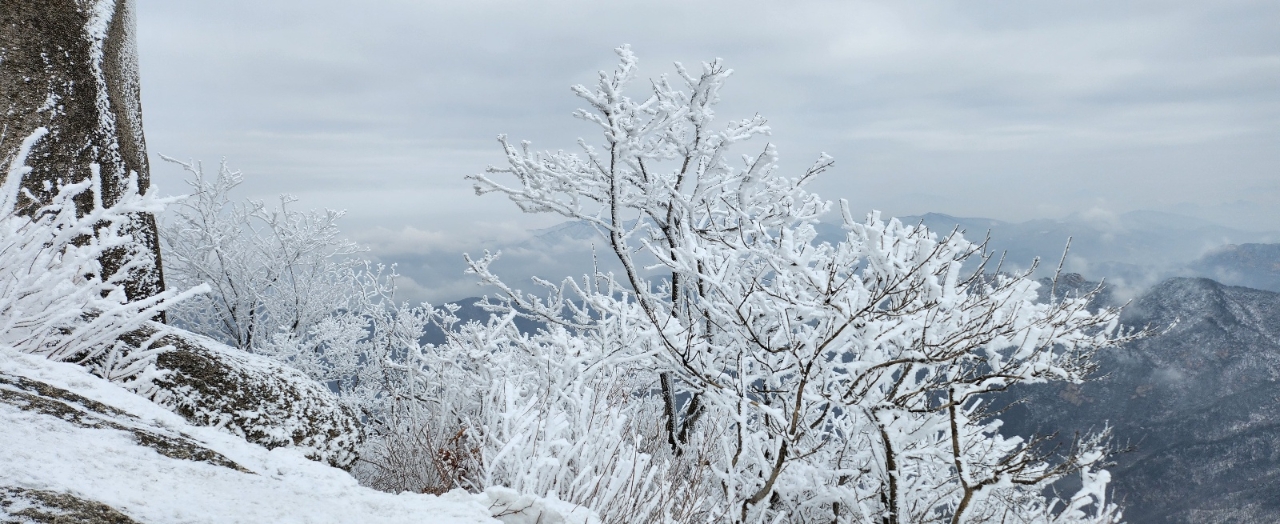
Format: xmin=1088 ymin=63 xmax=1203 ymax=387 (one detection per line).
xmin=466 ymin=45 xmax=1137 ymax=523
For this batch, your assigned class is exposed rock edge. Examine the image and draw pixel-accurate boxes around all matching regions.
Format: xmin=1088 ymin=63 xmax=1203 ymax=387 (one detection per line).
xmin=107 ymin=323 xmax=363 ymax=469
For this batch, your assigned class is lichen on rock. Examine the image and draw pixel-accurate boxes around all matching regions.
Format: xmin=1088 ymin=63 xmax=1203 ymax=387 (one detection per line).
xmin=0 ymin=486 xmax=141 ymax=524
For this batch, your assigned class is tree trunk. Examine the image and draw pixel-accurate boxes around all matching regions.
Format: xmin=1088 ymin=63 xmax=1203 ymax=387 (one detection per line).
xmin=1 ymin=0 xmax=165 ymax=310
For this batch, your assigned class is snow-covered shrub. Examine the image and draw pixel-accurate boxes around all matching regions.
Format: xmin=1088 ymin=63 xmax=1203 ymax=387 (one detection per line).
xmin=0 ymin=128 xmax=361 ymax=469
xmin=441 ymin=315 xmax=707 ymax=522
xmin=323 ymin=272 xmax=492 ymax=493
xmin=159 ymin=156 xmax=361 ymax=352
xmin=0 ymin=128 xmax=198 ymax=369
xmin=349 ymin=297 xmax=707 ymax=522
xmin=460 ymin=46 xmax=1136 ymax=523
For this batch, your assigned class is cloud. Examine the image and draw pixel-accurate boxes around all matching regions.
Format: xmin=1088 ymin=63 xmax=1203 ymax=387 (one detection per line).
xmin=351 ymin=222 xmax=538 ymax=256
xmin=135 ymin=0 xmax=1280 ymax=255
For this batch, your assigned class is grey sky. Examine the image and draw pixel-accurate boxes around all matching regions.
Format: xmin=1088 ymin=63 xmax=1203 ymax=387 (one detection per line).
xmin=134 ymin=0 xmax=1279 ymax=301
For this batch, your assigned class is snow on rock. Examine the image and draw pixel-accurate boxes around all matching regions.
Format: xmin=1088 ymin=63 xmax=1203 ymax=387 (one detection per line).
xmin=474 ymin=487 xmax=602 ymax=524
xmin=0 ymin=370 xmax=249 ymax=474
xmin=1 ymin=486 xmax=142 ymax=524
xmin=0 ymin=347 xmax=517 ymax=524
xmin=102 ymin=323 xmax=364 ymax=469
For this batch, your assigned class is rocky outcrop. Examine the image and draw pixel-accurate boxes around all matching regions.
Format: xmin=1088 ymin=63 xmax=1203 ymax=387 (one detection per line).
xmin=0 ymin=487 xmax=141 ymax=524
xmin=0 ymin=371 xmax=248 ymax=472
xmin=0 ymin=0 xmax=163 ymax=304
xmin=110 ymin=323 xmax=363 ymax=469
xmin=0 ymin=348 xmax=505 ymax=524
xmin=2 ymin=0 xmax=358 ymax=473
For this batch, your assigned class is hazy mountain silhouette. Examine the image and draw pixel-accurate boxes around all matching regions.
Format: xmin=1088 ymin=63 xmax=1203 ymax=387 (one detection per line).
xmin=892 ymin=211 xmax=1279 ymax=296
xmin=1187 ymin=243 xmax=1280 ymax=293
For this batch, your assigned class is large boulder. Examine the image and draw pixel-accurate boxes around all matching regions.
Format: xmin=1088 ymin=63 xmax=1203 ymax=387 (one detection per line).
xmin=108 ymin=323 xmax=364 ymax=469
xmin=0 ymin=0 xmax=163 ymax=303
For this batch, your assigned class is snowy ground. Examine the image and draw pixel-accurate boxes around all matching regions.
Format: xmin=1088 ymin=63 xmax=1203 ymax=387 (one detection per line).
xmin=0 ymin=348 xmax=592 ymax=524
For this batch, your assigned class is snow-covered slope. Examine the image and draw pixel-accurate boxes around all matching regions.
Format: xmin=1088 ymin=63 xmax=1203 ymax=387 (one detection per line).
xmin=0 ymin=348 xmax=592 ymax=524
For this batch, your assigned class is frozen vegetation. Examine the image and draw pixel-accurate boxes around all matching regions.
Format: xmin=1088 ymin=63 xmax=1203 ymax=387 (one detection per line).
xmin=0 ymin=349 xmax=578 ymax=524
xmin=0 ymin=126 xmax=591 ymax=524
xmin=8 ymin=3 xmax=1276 ymax=520
xmin=3 ymin=41 xmax=1140 ymax=522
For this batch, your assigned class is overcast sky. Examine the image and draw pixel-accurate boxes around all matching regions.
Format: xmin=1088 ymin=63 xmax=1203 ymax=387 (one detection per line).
xmin=134 ymin=0 xmax=1279 ymax=300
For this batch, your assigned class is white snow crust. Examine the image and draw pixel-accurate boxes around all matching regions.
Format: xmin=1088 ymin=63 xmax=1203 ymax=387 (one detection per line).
xmin=0 ymin=347 xmax=589 ymax=524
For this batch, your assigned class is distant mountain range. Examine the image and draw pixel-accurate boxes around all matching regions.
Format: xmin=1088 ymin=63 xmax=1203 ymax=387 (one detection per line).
xmin=1187 ymin=243 xmax=1280 ymax=293
xmin=894 ymin=211 xmax=1280 ymax=294
xmin=371 ymin=209 xmax=1278 ymax=305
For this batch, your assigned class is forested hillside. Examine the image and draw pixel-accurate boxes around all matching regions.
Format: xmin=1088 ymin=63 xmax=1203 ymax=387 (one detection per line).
xmin=1006 ymin=277 xmax=1280 ymax=523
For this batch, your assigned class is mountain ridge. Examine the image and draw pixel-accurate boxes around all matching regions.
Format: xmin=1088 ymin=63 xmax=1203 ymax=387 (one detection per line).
xmin=1004 ymin=276 xmax=1280 ymax=523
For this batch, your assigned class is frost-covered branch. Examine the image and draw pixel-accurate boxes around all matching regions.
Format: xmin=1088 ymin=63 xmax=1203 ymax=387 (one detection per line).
xmin=0 ymin=128 xmax=201 ymax=364
xmin=159 ymin=156 xmax=362 ymax=352
xmin=467 ymin=46 xmax=1136 ymax=523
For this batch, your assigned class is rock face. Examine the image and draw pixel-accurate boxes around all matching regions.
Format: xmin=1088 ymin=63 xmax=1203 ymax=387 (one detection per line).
xmin=113 ymin=324 xmax=364 ymax=469
xmin=0 ymin=0 xmax=163 ymax=304
xmin=1003 ymin=277 xmax=1280 ymax=523
xmin=0 ymin=371 xmax=249 ymax=473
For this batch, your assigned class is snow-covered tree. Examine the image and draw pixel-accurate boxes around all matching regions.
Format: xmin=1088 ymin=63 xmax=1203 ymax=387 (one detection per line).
xmin=155 ymin=161 xmax=450 ymax=462
xmin=460 ymin=46 xmax=1135 ymax=523
xmin=159 ymin=157 xmax=362 ymax=353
